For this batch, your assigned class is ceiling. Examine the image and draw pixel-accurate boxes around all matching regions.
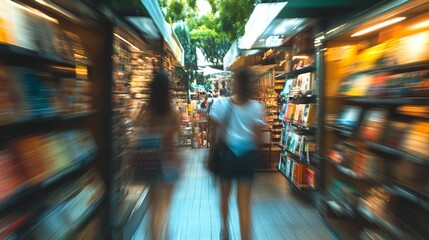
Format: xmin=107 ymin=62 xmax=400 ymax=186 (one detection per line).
xmin=240 ymin=0 xmax=386 ymax=50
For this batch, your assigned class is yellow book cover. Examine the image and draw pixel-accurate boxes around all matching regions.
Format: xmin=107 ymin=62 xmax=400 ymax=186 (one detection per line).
xmin=293 ymin=104 xmax=304 ymax=124
xmin=355 ymin=42 xmax=387 ymax=72
xmin=285 ymin=104 xmax=296 ymax=122
xmin=303 ymin=104 xmax=316 ymax=126
xmin=348 ymin=74 xmax=373 ymax=96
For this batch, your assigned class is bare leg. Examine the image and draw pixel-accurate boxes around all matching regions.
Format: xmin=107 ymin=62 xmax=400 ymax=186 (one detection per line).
xmin=237 ymin=181 xmax=252 ymax=240
xmin=150 ymin=184 xmax=174 ymax=240
xmin=220 ymin=179 xmax=232 ymax=234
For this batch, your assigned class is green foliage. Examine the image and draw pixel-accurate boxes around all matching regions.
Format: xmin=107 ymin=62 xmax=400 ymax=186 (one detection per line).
xmin=158 ymin=0 xmax=168 ymax=8
xmin=166 ymin=0 xmax=186 ymax=23
xmin=173 ymin=22 xmax=198 ymax=70
xmin=158 ymin=0 xmax=251 ymax=66
xmin=190 ymin=25 xmax=230 ymax=65
xmin=207 ymin=0 xmax=218 ymax=13
xmin=217 ymin=0 xmax=254 ymax=41
xmin=188 ymin=0 xmax=197 ymax=10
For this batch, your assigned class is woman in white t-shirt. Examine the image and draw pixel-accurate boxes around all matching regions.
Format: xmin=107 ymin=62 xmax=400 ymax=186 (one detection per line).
xmin=209 ymin=68 xmax=265 ymax=240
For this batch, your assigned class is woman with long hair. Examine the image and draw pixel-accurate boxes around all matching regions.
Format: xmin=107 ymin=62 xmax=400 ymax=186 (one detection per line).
xmin=137 ymin=70 xmax=180 ymax=239
xmin=209 ymin=67 xmax=265 ymax=240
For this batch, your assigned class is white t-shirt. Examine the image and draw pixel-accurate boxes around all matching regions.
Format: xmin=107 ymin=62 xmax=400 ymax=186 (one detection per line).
xmin=210 ymin=97 xmax=265 ymax=156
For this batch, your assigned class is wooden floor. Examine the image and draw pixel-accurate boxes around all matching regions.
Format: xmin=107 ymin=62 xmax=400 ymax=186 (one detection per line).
xmin=133 ymin=148 xmax=334 ymax=240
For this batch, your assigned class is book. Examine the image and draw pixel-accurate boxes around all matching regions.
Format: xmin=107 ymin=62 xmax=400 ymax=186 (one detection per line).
xmin=305 ymin=167 xmax=316 ymax=189
xmin=303 ymin=104 xmax=316 ymax=127
xmin=337 ymin=106 xmax=362 ymax=130
xmin=360 ymin=109 xmax=388 ymax=142
xmin=297 ymin=72 xmax=313 ymax=94
xmin=285 ymin=158 xmax=292 ymax=177
xmin=348 ymin=74 xmax=373 ymax=97
xmin=401 ymin=121 xmax=429 ymax=158
xmin=293 ymin=134 xmax=302 ymax=155
xmin=293 ymin=104 xmax=304 ymax=124
xmin=0 ymin=150 xmax=24 ymax=200
xmin=284 ymin=104 xmax=296 ymax=122
xmin=383 ymin=120 xmax=409 ymax=148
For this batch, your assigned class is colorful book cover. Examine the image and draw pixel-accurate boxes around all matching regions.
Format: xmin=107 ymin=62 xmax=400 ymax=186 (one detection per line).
xmin=348 ymin=74 xmax=373 ymax=97
xmin=298 ymin=72 xmax=313 ymax=93
xmin=383 ymin=120 xmax=408 ymax=148
xmin=337 ymin=106 xmax=362 ymax=128
xmin=294 ymin=134 xmax=302 ymax=155
xmin=305 ymin=167 xmax=316 ymax=189
xmin=293 ymin=104 xmax=304 ymax=124
xmin=284 ymin=104 xmax=294 ymax=122
xmin=402 ymin=121 xmax=429 ymax=157
xmin=360 ymin=109 xmax=388 ymax=142
xmin=285 ymin=158 xmax=292 ymax=177
xmin=303 ymin=104 xmax=316 ymax=126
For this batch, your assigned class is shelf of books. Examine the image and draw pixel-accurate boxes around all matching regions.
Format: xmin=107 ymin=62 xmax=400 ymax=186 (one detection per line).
xmin=0 ymin=0 xmax=109 ymax=238
xmin=177 ymin=102 xmax=192 ymax=147
xmin=254 ymin=67 xmax=281 ymax=170
xmin=277 ymin=30 xmax=318 ymax=194
xmin=319 ymin=3 xmax=429 ymax=239
xmin=110 ymin=25 xmax=161 ymax=238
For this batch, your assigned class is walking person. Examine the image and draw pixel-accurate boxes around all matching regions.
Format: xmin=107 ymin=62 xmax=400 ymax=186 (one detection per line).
xmin=135 ymin=70 xmax=180 ymax=240
xmin=209 ymin=68 xmax=265 ymax=240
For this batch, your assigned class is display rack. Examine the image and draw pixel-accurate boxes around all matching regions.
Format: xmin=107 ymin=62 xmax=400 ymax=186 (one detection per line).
xmin=318 ymin=2 xmax=429 ymax=239
xmin=177 ymin=103 xmax=192 ymax=147
xmin=0 ymin=0 xmax=107 ymax=238
xmin=109 ymin=25 xmax=158 ymax=239
xmin=192 ymin=119 xmax=208 ymax=148
xmin=253 ymin=67 xmax=281 ymax=171
xmin=277 ymin=30 xmax=318 ymax=197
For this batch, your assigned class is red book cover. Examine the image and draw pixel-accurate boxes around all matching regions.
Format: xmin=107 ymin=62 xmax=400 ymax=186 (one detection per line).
xmin=305 ymin=167 xmax=316 ymax=189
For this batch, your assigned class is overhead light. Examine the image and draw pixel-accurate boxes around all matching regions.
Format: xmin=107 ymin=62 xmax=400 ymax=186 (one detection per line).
xmin=9 ymin=1 xmax=58 ymax=23
xmin=114 ymin=33 xmax=140 ymax=51
xmin=34 ymin=0 xmax=79 ymax=22
xmin=292 ymin=55 xmax=309 ymax=60
xmin=326 ymin=24 xmax=346 ymax=35
xmin=410 ymin=20 xmax=429 ymax=30
xmin=351 ymin=17 xmax=406 ymax=37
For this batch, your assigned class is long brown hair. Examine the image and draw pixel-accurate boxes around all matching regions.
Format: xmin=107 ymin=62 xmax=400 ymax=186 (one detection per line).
xmin=234 ymin=67 xmax=255 ymax=100
xmin=148 ymin=70 xmax=172 ymax=116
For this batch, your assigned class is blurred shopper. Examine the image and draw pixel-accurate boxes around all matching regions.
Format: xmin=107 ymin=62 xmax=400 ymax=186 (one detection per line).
xmin=219 ymin=88 xmax=227 ymax=98
xmin=136 ymin=71 xmax=180 ymax=240
xmin=209 ymin=68 xmax=265 ymax=240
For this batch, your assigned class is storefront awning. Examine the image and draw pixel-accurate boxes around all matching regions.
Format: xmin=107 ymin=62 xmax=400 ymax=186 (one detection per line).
xmin=238 ymin=2 xmax=288 ymax=50
xmin=238 ymin=0 xmax=379 ymax=50
xmin=111 ymin=0 xmax=184 ymax=66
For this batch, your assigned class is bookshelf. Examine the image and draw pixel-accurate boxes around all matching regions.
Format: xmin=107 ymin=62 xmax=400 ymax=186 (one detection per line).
xmin=318 ymin=3 xmax=429 ymax=239
xmin=254 ymin=67 xmax=281 ymax=170
xmin=277 ymin=30 xmax=318 ymax=198
xmin=0 ymin=0 xmax=107 ymax=238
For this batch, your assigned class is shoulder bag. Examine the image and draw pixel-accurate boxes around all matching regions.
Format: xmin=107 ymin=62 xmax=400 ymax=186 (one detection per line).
xmin=207 ymin=99 xmax=232 ymax=175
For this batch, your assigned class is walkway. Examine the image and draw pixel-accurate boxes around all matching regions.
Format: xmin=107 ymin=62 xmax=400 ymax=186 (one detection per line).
xmin=133 ymin=148 xmax=334 ymax=240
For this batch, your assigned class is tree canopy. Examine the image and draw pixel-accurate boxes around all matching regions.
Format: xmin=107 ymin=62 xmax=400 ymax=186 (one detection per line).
xmin=160 ymin=0 xmax=255 ymax=67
